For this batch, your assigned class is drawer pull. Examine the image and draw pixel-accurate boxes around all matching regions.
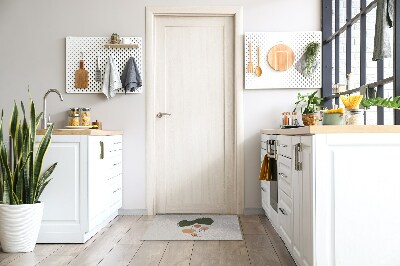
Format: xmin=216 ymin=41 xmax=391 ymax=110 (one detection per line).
xmin=279 ymin=207 xmax=287 ymax=215
xmin=278 ymin=144 xmax=287 ymax=147
xmin=278 ymin=172 xmax=287 ymax=179
xmin=100 ymin=141 xmax=104 ymax=159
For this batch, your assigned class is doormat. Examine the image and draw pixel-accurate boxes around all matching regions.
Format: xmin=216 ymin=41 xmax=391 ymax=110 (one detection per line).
xmin=141 ymin=215 xmax=243 ymax=241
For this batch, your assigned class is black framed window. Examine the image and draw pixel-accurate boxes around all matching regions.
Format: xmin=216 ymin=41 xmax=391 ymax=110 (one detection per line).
xmin=322 ymin=0 xmax=399 ymax=125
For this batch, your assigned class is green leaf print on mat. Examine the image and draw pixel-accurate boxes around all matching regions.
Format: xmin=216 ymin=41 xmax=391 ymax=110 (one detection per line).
xmin=177 ymin=218 xmax=214 ymax=227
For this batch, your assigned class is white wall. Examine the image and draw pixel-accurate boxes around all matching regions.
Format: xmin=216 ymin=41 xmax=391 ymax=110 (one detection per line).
xmin=0 ymin=0 xmax=321 ymax=212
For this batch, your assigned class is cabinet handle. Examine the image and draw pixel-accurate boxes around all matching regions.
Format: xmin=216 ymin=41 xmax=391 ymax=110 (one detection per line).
xmin=277 ymin=144 xmax=287 ymax=147
xmin=279 ymin=207 xmax=287 ymax=215
xmin=294 ymin=143 xmax=302 ymax=171
xmin=261 ymin=187 xmax=266 ymax=192
xmin=100 ymin=141 xmax=104 ymax=159
xmin=278 ymin=172 xmax=287 ymax=179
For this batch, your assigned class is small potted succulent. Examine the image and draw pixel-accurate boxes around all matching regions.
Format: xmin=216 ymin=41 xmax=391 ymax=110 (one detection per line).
xmin=0 ymin=99 xmax=57 ymax=253
xmin=293 ymin=90 xmax=323 ymax=126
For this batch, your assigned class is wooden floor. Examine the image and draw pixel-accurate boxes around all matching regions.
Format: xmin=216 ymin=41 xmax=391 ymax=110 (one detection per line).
xmin=0 ymin=215 xmax=295 ymax=266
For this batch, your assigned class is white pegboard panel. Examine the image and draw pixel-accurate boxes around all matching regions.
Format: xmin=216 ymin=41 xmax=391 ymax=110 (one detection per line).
xmin=244 ymin=31 xmax=322 ymax=89
xmin=66 ymin=36 xmax=143 ymax=94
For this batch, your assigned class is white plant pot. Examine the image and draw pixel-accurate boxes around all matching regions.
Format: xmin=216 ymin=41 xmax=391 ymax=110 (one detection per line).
xmin=0 ymin=202 xmax=44 ymax=253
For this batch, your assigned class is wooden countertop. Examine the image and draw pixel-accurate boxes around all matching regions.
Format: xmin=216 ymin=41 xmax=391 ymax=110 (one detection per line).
xmin=260 ymin=125 xmax=400 ymax=135
xmin=36 ymin=129 xmax=123 ymax=136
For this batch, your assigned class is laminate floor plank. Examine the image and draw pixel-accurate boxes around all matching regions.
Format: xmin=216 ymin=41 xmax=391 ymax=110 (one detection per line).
xmin=0 ymin=215 xmax=296 ymax=266
xmin=190 ymin=241 xmax=220 ymax=266
xmin=245 ymin=234 xmax=281 ymax=266
xmin=258 ymin=215 xmax=296 ymax=266
xmin=37 ymin=255 xmax=75 ymax=266
xmin=98 ymin=244 xmax=141 ymax=266
xmin=0 ymin=253 xmax=23 ymax=265
xmin=5 ymin=244 xmax=62 ymax=266
xmin=68 ymin=216 xmax=141 ymax=266
xmin=159 ymin=241 xmax=193 ymax=266
xmin=118 ymin=218 xmax=152 ymax=245
xmin=239 ymin=215 xmax=267 ymax=235
xmin=128 ymin=241 xmax=169 ymax=266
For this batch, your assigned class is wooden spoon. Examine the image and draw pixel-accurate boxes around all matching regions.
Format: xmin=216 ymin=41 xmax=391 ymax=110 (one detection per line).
xmin=255 ymin=46 xmax=262 ymax=77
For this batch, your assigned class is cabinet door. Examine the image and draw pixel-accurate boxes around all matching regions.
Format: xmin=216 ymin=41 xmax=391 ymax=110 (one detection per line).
xmin=36 ymin=135 xmax=86 ymax=243
xmin=88 ymin=137 xmax=108 ymax=230
xmin=291 ymin=136 xmax=303 ymax=265
xmin=300 ymin=136 xmax=313 ymax=266
xmin=291 ymin=136 xmax=314 ymax=266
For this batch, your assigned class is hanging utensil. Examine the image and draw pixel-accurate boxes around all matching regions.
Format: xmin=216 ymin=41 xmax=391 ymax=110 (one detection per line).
xmin=75 ymin=51 xmax=89 ymax=88
xmin=247 ymin=40 xmax=254 ymax=74
xmin=255 ymin=46 xmax=262 ymax=77
xmin=95 ymin=54 xmax=101 ymax=82
xmin=267 ymin=44 xmax=295 ymax=71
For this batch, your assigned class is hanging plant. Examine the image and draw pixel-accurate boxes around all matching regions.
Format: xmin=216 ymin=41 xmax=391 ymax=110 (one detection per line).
xmin=304 ymin=42 xmax=320 ymax=77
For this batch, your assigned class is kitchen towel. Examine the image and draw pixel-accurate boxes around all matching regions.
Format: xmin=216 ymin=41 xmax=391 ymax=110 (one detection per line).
xmin=259 ymin=154 xmax=271 ymax=181
xmin=102 ymin=55 xmax=122 ymax=99
xmin=373 ymin=0 xmax=394 ymax=61
xmin=120 ymin=57 xmax=142 ymax=93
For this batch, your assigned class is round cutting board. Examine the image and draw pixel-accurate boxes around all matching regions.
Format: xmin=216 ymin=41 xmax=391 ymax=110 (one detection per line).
xmin=267 ymin=44 xmax=295 ymax=71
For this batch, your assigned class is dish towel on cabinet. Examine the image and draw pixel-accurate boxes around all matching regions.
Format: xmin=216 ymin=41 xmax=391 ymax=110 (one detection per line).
xmin=120 ymin=57 xmax=142 ymax=93
xmin=102 ymin=55 xmax=122 ymax=99
xmin=259 ymin=154 xmax=272 ymax=181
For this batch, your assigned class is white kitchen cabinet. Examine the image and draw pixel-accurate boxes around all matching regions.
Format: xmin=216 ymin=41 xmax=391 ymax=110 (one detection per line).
xmin=36 ymin=133 xmax=123 ymax=243
xmin=291 ymin=136 xmax=313 ymax=266
xmin=261 ymin=128 xmax=400 ymax=266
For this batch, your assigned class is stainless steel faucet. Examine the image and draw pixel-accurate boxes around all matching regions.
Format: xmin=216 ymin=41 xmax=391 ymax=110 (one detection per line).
xmin=42 ymin=89 xmax=64 ymax=129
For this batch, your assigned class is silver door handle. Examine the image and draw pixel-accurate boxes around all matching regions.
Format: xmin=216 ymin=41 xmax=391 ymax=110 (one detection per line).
xmin=156 ymin=112 xmax=172 ymax=118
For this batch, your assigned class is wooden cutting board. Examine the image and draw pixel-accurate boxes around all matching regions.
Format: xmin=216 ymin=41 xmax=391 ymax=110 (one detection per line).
xmin=75 ymin=60 xmax=89 ymax=88
xmin=267 ymin=44 xmax=295 ymax=71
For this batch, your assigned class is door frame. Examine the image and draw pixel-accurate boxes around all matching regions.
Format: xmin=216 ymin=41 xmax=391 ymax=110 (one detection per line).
xmin=145 ymin=6 xmax=244 ymax=215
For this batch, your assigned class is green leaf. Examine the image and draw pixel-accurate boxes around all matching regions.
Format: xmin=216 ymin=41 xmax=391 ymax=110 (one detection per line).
xmin=32 ymin=123 xmax=54 ymax=202
xmin=0 ymin=143 xmax=17 ymax=204
xmin=9 ymin=102 xmax=19 ymax=141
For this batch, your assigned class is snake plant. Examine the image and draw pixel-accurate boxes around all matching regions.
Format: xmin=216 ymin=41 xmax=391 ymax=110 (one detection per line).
xmin=0 ymin=99 xmax=57 ymax=205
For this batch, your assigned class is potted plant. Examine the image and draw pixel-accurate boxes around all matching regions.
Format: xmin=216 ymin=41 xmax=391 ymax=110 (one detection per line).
xmin=0 ymin=99 xmax=57 ymax=253
xmin=294 ymin=90 xmax=323 ymax=126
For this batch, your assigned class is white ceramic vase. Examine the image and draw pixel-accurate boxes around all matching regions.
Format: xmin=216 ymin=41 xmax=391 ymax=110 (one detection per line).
xmin=0 ymin=202 xmax=44 ymax=253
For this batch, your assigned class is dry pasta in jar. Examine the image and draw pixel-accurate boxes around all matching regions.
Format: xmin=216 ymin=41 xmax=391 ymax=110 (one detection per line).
xmin=80 ymin=108 xmax=91 ymax=126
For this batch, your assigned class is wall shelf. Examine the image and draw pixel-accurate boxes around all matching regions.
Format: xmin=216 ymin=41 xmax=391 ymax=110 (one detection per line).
xmin=104 ymin=43 xmax=139 ymax=49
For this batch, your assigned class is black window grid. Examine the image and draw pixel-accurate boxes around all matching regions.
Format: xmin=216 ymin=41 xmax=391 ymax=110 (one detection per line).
xmin=322 ymin=0 xmax=399 ymax=125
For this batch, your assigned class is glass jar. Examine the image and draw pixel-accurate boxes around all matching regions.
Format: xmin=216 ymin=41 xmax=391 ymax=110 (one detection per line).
xmin=68 ymin=114 xmax=80 ymax=126
xmin=69 ymin=107 xmax=80 ymax=116
xmin=346 ymin=109 xmax=364 ymax=125
xmin=80 ymin=108 xmax=91 ymax=126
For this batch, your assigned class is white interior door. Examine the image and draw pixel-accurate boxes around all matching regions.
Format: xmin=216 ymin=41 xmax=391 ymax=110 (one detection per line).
xmin=154 ymin=15 xmax=235 ymax=214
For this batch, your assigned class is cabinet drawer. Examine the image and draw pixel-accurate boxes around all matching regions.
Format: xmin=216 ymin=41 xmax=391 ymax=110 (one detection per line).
xmin=278 ymin=188 xmax=293 ymax=249
xmin=261 ymin=134 xmax=270 ymax=142
xmin=278 ymin=155 xmax=292 ymax=198
xmin=277 ymin=135 xmax=292 ymax=158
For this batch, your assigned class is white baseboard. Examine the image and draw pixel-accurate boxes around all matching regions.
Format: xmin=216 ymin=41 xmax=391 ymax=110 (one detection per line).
xmin=118 ymin=209 xmax=148 ymax=215
xmin=243 ymin=208 xmax=264 ymax=215
xmin=118 ymin=208 xmax=263 ymax=215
